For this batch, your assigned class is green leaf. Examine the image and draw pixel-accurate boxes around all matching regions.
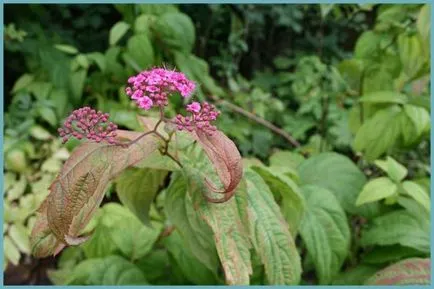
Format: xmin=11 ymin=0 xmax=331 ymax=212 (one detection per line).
xmin=374 ymin=156 xmax=407 ymax=182
xmin=362 ymin=65 xmax=394 ymax=94
xmin=417 ymin=4 xmax=430 ymax=43
xmin=135 ymin=249 xmax=169 ymax=283
xmin=49 ymin=88 xmax=68 ymax=118
xmin=154 ymin=12 xmax=195 ymax=53
xmin=356 ymin=177 xmax=398 ymax=206
xmin=54 ymin=44 xmax=78 ymax=55
xmin=251 ymin=166 xmax=305 ymax=236
xmin=164 ymin=172 xmax=219 ymax=273
xmin=28 ymin=81 xmax=53 ymax=100
xmin=359 ymin=91 xmax=408 ymax=104
xmin=360 ymin=209 xmax=429 ymax=253
xmin=403 ymin=104 xmax=430 ymax=137
xmin=163 ymin=230 xmax=220 ymax=285
xmin=337 ymin=59 xmax=364 ymax=93
xmin=101 ymin=203 xmax=162 ymax=260
xmin=11 ymin=74 xmax=34 ymax=93
xmin=354 ymin=31 xmax=381 ymax=59
xmin=75 ymin=54 xmax=89 ymax=69
xmin=332 ymin=265 xmax=381 ymax=285
xmin=298 ymin=152 xmax=379 ymax=218
xmin=6 ymin=175 xmax=27 ymax=201
xmin=398 ymin=34 xmax=425 ymax=79
xmin=365 ymin=258 xmax=430 ymax=285
xmin=81 ymin=216 xmax=117 ymax=259
xmin=69 ymin=69 xmax=87 ymax=103
xmin=87 ymin=52 xmax=106 ymax=72
xmin=126 ymin=33 xmax=154 ymax=70
xmin=37 ymin=106 xmax=57 ymax=127
xmin=68 ymin=255 xmax=148 ymax=285
xmin=268 ymin=150 xmax=304 ymax=170
xmin=353 ymin=106 xmax=402 ymax=161
xmin=245 ymin=170 xmax=302 ymax=285
xmin=30 ymin=125 xmax=52 ymax=140
xmin=109 ymin=21 xmax=130 ymax=46
xmin=363 ymin=245 xmax=426 ymax=265
xmin=401 ymin=181 xmax=430 ymax=213
xmin=9 ymin=224 xmax=31 ymax=254
xmin=299 ymin=185 xmax=351 ymax=284
xmin=115 ymin=168 xmax=167 ymax=225
xmin=4 ymin=236 xmax=21 ymax=266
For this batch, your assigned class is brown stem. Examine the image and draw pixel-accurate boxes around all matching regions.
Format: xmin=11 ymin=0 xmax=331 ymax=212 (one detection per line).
xmin=210 ymin=95 xmax=301 ymax=148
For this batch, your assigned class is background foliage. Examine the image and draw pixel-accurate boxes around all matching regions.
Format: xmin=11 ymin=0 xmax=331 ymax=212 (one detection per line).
xmin=3 ymin=3 xmax=431 ymax=285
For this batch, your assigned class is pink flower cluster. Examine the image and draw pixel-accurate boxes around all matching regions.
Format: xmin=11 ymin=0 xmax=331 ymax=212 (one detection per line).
xmin=58 ymin=107 xmax=118 ymax=144
xmin=175 ymin=102 xmax=220 ymax=135
xmin=125 ymin=68 xmax=196 ymax=110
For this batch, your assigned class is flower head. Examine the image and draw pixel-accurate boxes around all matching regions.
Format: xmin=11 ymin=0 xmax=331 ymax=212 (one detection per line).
xmin=125 ymin=68 xmax=196 ymax=110
xmin=58 ymin=107 xmax=118 ymax=144
xmin=175 ymin=102 xmax=220 ymax=135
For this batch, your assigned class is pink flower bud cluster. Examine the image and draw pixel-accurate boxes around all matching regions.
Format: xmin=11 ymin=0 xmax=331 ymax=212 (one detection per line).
xmin=125 ymin=68 xmax=196 ymax=110
xmin=58 ymin=107 xmax=118 ymax=144
xmin=175 ymin=102 xmax=220 ymax=135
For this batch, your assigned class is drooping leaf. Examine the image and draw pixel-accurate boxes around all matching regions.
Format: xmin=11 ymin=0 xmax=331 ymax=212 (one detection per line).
xmin=403 ymin=104 xmax=430 ymax=138
xmin=251 ymin=166 xmax=305 ymax=236
xmin=362 ymin=245 xmax=426 ymax=265
xmin=115 ymin=168 xmax=167 ymax=225
xmin=69 ymin=69 xmax=87 ymax=104
xmin=164 ymin=172 xmax=220 ymax=273
xmin=126 ymin=33 xmax=154 ymax=70
xmin=401 ymin=181 xmax=430 ymax=213
xmin=356 ymin=177 xmax=398 ymax=206
xmin=332 ymin=265 xmax=381 ymax=285
xmin=245 ymin=170 xmax=302 ymax=285
xmin=30 ymin=130 xmax=161 ymax=257
xmin=54 ymin=44 xmax=78 ymax=55
xmin=4 ymin=236 xmax=21 ymax=266
xmin=187 ymin=129 xmax=243 ymax=203
xmin=9 ymin=224 xmax=31 ymax=254
xmin=365 ymin=258 xmax=430 ymax=285
xmin=398 ymin=33 xmax=426 ymax=79
xmin=298 ymin=185 xmax=351 ymax=284
xmin=353 ymin=106 xmax=402 ymax=161
xmin=163 ymin=230 xmax=220 ymax=285
xmin=11 ymin=74 xmax=34 ymax=93
xmin=298 ymin=152 xmax=380 ymax=218
xmin=268 ymin=150 xmax=304 ymax=170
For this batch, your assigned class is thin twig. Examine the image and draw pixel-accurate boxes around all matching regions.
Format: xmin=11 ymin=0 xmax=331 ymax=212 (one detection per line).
xmin=210 ymin=95 xmax=301 ymax=148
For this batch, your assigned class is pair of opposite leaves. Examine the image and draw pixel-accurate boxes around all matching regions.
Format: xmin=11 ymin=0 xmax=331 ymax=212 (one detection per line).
xmin=30 ymin=117 xmax=243 ymax=258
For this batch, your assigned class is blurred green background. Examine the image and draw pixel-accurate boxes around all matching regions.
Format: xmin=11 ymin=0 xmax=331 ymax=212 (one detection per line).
xmin=3 ymin=4 xmax=431 ymax=285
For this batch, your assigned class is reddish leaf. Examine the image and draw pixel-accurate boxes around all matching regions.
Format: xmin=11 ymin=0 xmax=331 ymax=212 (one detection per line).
xmin=188 ymin=130 xmax=243 ymax=203
xmin=31 ymin=130 xmax=160 ymax=257
xmin=365 ymin=258 xmax=430 ymax=285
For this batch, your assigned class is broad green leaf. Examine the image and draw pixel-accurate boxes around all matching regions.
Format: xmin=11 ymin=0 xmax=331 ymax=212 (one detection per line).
xmin=9 ymin=224 xmax=31 ymax=254
xmin=404 ymin=104 xmax=430 ymax=137
xmin=363 ymin=245 xmax=426 ymax=265
xmin=100 ymin=203 xmax=162 ymax=260
xmin=49 ymin=88 xmax=68 ymax=118
xmin=37 ymin=106 xmax=57 ymax=127
xmin=134 ymin=14 xmax=154 ymax=34
xmin=362 ymin=65 xmax=394 ymax=94
xmin=115 ymin=168 xmax=167 ymax=225
xmin=11 ymin=74 xmax=34 ymax=93
xmin=28 ymin=81 xmax=53 ymax=100
xmin=87 ymin=52 xmax=106 ymax=72
xmin=353 ymin=106 xmax=402 ymax=161
xmin=359 ymin=91 xmax=408 ymax=104
xmin=319 ymin=4 xmax=334 ymax=19
xmin=245 ymin=170 xmax=302 ymax=285
xmin=354 ymin=31 xmax=381 ymax=59
xmin=163 ymin=230 xmax=220 ymax=285
xmin=54 ymin=44 xmax=78 ymax=55
xmin=337 ymin=59 xmax=364 ymax=93
xmin=126 ymin=33 xmax=154 ymax=70
xmin=135 ymin=249 xmax=169 ymax=283
xmin=153 ymin=12 xmax=195 ymax=53
xmin=69 ymin=69 xmax=87 ymax=103
xmin=417 ymin=5 xmax=430 ymax=43
xmin=268 ymin=150 xmax=304 ymax=170
xmin=374 ymin=156 xmax=407 ymax=182
xmin=365 ymin=258 xmax=430 ymax=285
xmin=356 ymin=177 xmax=398 ymax=206
xmin=164 ymin=172 xmax=219 ymax=273
xmin=109 ymin=21 xmax=130 ymax=46
xmin=81 ymin=217 xmax=117 ymax=259
xmin=4 ymin=236 xmax=21 ymax=266
xmin=6 ymin=175 xmax=27 ymax=201
xmin=360 ymin=209 xmax=429 ymax=253
xmin=251 ymin=166 xmax=305 ymax=236
xmin=30 ymin=130 xmax=161 ymax=257
xmin=30 ymin=125 xmax=52 ymax=140
xmin=298 ymin=152 xmax=380 ymax=218
xmin=67 ymin=255 xmax=148 ymax=285
xmin=299 ymin=185 xmax=351 ymax=284
xmin=398 ymin=34 xmax=425 ymax=79
xmin=401 ymin=181 xmax=430 ymax=212
xmin=332 ymin=265 xmax=381 ymax=285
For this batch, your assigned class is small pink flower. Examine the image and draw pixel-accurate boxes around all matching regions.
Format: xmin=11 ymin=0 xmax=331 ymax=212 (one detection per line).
xmin=137 ymin=97 xmax=153 ymax=110
xmin=186 ymin=102 xmax=201 ymax=113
